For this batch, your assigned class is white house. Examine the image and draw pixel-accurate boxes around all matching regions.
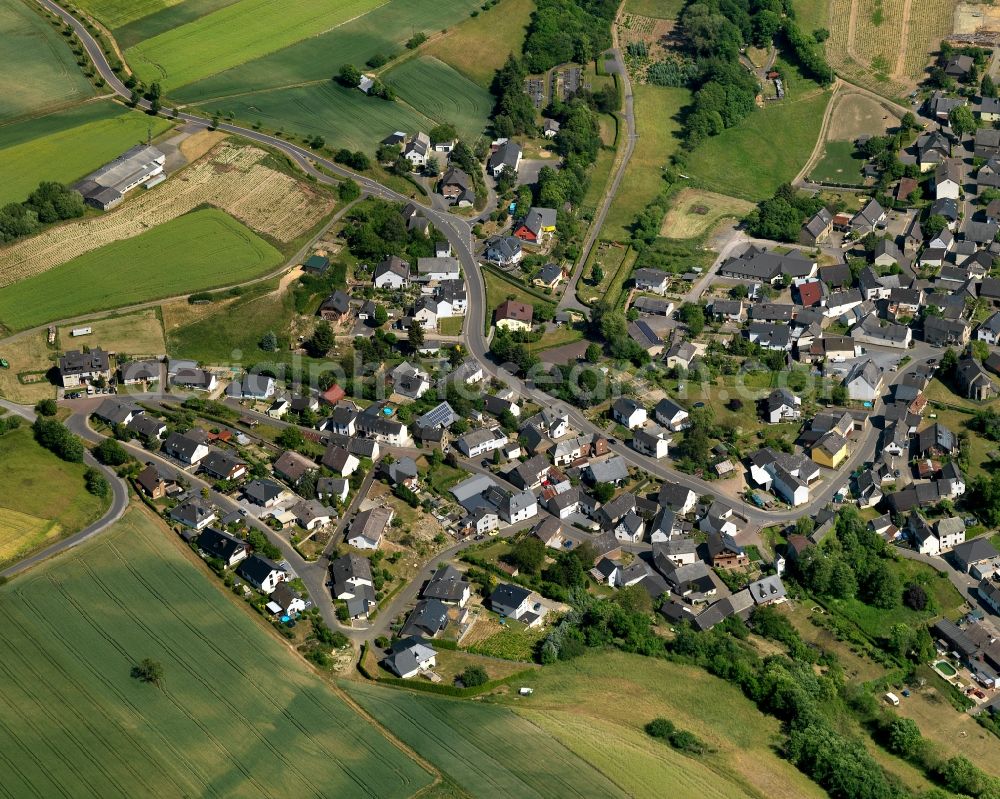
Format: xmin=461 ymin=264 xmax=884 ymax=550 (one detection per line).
xmin=631 ymin=426 xmax=671 ymax=459
xmin=612 ymin=398 xmax=646 ymax=429
xmin=348 ymin=506 xmax=393 ymax=550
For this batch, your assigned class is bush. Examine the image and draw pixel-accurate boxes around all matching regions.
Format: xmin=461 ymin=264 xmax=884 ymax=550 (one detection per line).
xmin=84 ymin=467 xmax=110 ymax=498
xmin=94 ymin=437 xmax=130 ymax=466
xmin=458 ymin=665 xmax=488 ymax=687
xmin=32 ymin=418 xmax=84 ymax=462
xmin=645 ymin=717 xmax=706 ymax=754
xmin=34 ymin=399 xmax=58 ymax=417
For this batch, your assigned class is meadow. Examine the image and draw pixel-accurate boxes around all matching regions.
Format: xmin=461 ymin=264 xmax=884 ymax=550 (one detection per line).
xmin=660 ymin=189 xmax=755 ymax=238
xmin=624 ymin=0 xmax=685 ymax=18
xmin=193 ymin=81 xmax=434 ymax=154
xmin=173 ymin=0 xmax=485 ymax=104
xmin=600 ymin=84 xmax=689 ymax=242
xmin=110 ymin=0 xmax=242 ymax=49
xmin=384 ymin=56 xmax=493 ymax=141
xmin=424 ymin=0 xmax=534 ymax=88
xmin=126 ymin=0 xmax=384 ymax=90
xmin=0 ymin=506 xmax=434 ymax=797
xmin=0 ymin=425 xmax=107 ymax=567
xmin=684 ymin=61 xmax=831 ymax=201
xmin=498 ymin=651 xmax=830 ymax=799
xmin=72 ymin=0 xmax=189 ymax=28
xmin=57 ymin=309 xmax=167 ymax=359
xmin=0 ymin=101 xmax=174 ymax=205
xmin=0 ymin=0 xmax=94 ymax=122
xmin=810 ymin=140 xmax=865 ymax=184
xmin=0 ymin=209 xmax=282 ymax=331
xmin=165 ymin=279 xmax=301 ymax=366
xmin=346 ymin=681 xmax=630 ymax=798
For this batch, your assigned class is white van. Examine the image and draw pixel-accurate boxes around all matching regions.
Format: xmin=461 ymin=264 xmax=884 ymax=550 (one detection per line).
xmin=884 ymin=692 xmax=900 ymax=707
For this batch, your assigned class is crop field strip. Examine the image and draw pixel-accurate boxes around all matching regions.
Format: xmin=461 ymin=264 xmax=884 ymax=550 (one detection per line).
xmin=0 ymin=209 xmax=283 ymax=331
xmin=127 ymin=0 xmax=387 ymax=91
xmin=171 ymin=0 xmax=484 ymax=104
xmin=191 ymin=82 xmax=436 ymax=155
xmin=383 ymin=56 xmax=493 ymax=140
xmin=0 ymin=510 xmax=432 ymax=798
xmin=0 ymin=0 xmax=95 ymax=122
xmin=109 ymin=0 xmax=243 ymax=49
xmin=347 ymin=682 xmax=629 ymax=799
xmin=0 ymin=101 xmax=174 ymax=206
xmin=0 ymin=141 xmax=332 ymax=288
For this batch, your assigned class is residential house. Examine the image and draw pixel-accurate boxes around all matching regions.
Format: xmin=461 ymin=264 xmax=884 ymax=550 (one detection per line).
xmin=373 ymin=255 xmax=410 ymax=289
xmin=934 ymin=159 xmax=962 ymax=200
xmin=654 ymin=398 xmax=690 ymax=431
xmin=799 ymin=207 xmax=833 ymax=245
xmin=658 ymin=481 xmax=697 ymax=515
xmin=401 ymin=598 xmax=450 ymax=638
xmin=764 ymin=388 xmax=801 ymax=424
xmin=423 ymin=565 xmax=471 ymax=607
xmin=58 ymin=348 xmax=111 ymax=388
xmin=385 ymin=638 xmax=437 ymax=679
xmin=269 ymin=583 xmax=306 ymax=616
xmin=272 ymin=450 xmax=317 ymax=486
xmin=456 ymin=427 xmax=507 ymax=457
xmin=317 ymin=477 xmax=349 ymax=504
xmin=976 ymin=128 xmax=1000 ymax=160
xmin=612 ymin=397 xmax=646 ymax=429
xmin=201 ymin=450 xmax=248 ymax=482
xmin=483 ymin=235 xmax=523 ymax=266
xmin=488 ymin=141 xmax=522 ymax=177
xmin=852 ymin=315 xmax=912 ymax=349
xmin=238 ymin=555 xmax=285 ymax=594
xmin=438 ymin=167 xmax=475 ymax=207
xmin=227 ymin=373 xmax=276 ymax=400
xmin=632 ymin=425 xmax=671 ymax=459
xmin=198 ymin=528 xmax=249 ymax=568
xmin=534 ymin=262 xmax=563 ymax=289
xmin=347 ymin=506 xmax=393 ymax=550
xmin=170 ymin=498 xmax=216 ymax=530
xmin=494 ymin=299 xmax=533 ymax=332
xmin=243 ymin=478 xmax=285 ymax=508
xmin=707 ymin=531 xmax=748 ymax=568
xmin=163 ymin=431 xmax=209 ymax=465
xmin=852 ymin=199 xmax=887 ymax=233
xmin=119 ymin=359 xmax=159 ymax=385
xmin=665 ymin=340 xmax=698 ymax=369
xmin=513 ymin=207 xmax=557 ymax=244
xmin=489 ymin=583 xmax=534 ymax=621
xmin=318 ymin=290 xmax=351 ymax=322
xmin=633 ymin=268 xmax=670 ymax=295
xmin=956 ymin=355 xmax=997 ymax=401
xmin=924 ymin=316 xmax=970 ymax=347
xmin=843 ymin=358 xmax=884 ymax=402
xmin=291 ymin=499 xmax=334 ymax=531
xmin=952 ymin=538 xmax=1000 ymax=574
xmin=812 ymin=431 xmax=849 ymax=469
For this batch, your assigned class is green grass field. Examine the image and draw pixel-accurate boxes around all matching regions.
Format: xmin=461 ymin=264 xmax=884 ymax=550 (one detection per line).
xmin=624 ymin=0 xmax=685 ymax=17
xmin=810 ymin=140 xmax=864 ymax=185
xmin=384 ymin=56 xmax=492 ymax=141
xmin=601 ymin=84 xmax=689 ymax=241
xmin=0 ymin=506 xmax=434 ymax=796
xmin=483 ymin=268 xmax=554 ymax=332
xmin=0 ymin=209 xmax=282 ymax=332
xmin=791 ymin=0 xmax=830 ymax=39
xmin=684 ymin=61 xmax=831 ymax=201
xmin=165 ymin=281 xmax=299 ymax=365
xmin=0 ymin=425 xmax=108 ymax=567
xmin=111 ymin=0 xmax=242 ymax=49
xmin=500 ymin=652 xmax=829 ymax=799
xmin=825 ymin=558 xmax=965 ymax=642
xmin=127 ymin=0 xmax=383 ymax=90
xmin=171 ymin=0 xmax=485 ymax=104
xmin=424 ymin=0 xmax=534 ymax=88
xmin=346 ymin=681 xmax=629 ymax=798
xmin=72 ymin=0 xmax=185 ymax=28
xmin=192 ymin=81 xmax=434 ymax=154
xmin=0 ymin=0 xmax=94 ymax=122
xmin=0 ymin=100 xmax=173 ymax=205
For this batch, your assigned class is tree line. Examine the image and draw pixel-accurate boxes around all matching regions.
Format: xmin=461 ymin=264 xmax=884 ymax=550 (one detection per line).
xmin=0 ymin=182 xmax=85 ymax=245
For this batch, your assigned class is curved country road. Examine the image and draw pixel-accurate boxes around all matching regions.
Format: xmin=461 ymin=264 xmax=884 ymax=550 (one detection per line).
xmin=29 ymin=0 xmax=915 ymax=533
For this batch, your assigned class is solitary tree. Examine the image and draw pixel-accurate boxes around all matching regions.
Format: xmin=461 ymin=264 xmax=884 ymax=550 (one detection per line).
xmin=408 ymin=321 xmax=425 ymax=350
xmin=131 ymin=658 xmax=165 ymax=688
xmin=259 ymin=331 xmax=279 ymax=352
xmin=373 ymin=305 xmax=389 ymax=327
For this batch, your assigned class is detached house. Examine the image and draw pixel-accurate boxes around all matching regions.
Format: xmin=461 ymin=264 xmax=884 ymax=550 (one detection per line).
xmin=488 ymin=141 xmax=522 ymax=176
xmin=612 ymin=398 xmax=646 ymax=429
xmin=494 ymin=300 xmax=533 ymax=332
xmin=238 ymin=555 xmax=285 ymax=595
xmin=348 ymin=506 xmax=393 ymax=550
xmin=764 ymin=388 xmax=801 ymax=424
xmin=514 ymin=207 xmax=557 ymax=244
xmin=373 ymin=255 xmax=410 ymax=289
xmin=633 ymin=268 xmax=670 ymax=295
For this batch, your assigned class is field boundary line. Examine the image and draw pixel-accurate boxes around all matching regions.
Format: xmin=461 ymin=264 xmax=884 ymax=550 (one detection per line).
xmin=892 ymin=0 xmax=915 ymax=79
